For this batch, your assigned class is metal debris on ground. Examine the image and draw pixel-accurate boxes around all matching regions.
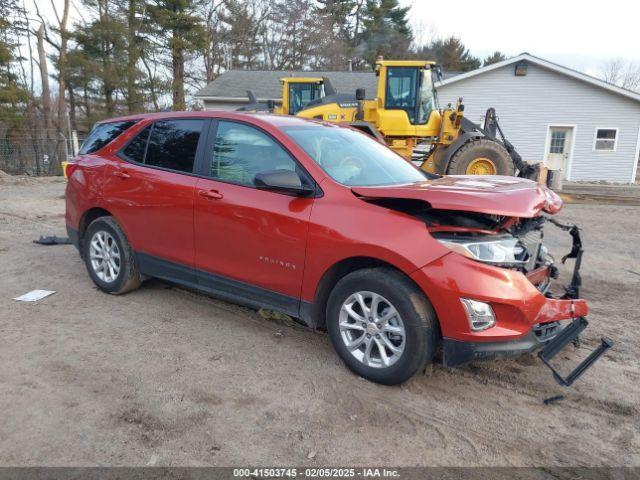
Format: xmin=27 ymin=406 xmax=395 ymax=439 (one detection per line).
xmin=33 ymin=235 xmax=72 ymax=245
xmin=543 ymin=395 xmax=565 ymax=405
xmin=13 ymin=290 xmax=56 ymax=302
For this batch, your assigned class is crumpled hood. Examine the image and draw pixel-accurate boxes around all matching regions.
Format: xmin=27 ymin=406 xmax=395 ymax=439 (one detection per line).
xmin=351 ymin=175 xmax=562 ymax=218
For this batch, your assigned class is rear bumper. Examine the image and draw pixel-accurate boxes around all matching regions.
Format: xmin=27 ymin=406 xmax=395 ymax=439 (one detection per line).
xmin=66 ymin=225 xmax=80 ymax=251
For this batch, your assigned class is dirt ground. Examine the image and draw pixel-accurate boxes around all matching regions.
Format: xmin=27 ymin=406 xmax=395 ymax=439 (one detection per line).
xmin=0 ymin=175 xmax=638 ymax=467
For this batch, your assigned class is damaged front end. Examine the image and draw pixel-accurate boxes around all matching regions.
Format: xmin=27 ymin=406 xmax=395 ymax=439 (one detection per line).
xmin=352 ymin=176 xmax=613 ymax=386
xmin=428 ymin=212 xmax=613 ymax=386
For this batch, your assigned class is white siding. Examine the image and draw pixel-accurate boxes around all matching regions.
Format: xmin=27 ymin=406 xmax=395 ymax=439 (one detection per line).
xmin=438 ymin=63 xmax=640 ymax=182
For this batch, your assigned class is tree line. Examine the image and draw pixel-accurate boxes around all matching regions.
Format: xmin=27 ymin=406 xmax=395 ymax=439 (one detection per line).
xmin=2 ymin=0 xmax=511 ymax=133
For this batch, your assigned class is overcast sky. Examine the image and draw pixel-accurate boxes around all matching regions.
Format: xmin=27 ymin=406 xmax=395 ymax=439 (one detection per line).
xmin=26 ymin=0 xmax=639 ymax=78
xmin=401 ymin=0 xmax=639 ymax=75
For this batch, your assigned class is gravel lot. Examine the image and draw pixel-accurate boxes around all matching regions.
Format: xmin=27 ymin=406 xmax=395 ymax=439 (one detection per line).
xmin=0 ymin=175 xmax=638 ymax=467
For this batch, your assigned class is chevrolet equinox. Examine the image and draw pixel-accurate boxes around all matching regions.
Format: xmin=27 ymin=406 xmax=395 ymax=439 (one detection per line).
xmin=65 ymin=111 xmax=609 ymax=385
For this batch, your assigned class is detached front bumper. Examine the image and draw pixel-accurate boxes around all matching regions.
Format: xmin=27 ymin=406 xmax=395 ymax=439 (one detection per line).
xmin=441 ymin=321 xmax=567 ymax=367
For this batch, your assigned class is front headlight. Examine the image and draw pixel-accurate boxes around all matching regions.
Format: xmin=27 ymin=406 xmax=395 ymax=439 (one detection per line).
xmin=434 ymin=234 xmax=527 ymax=267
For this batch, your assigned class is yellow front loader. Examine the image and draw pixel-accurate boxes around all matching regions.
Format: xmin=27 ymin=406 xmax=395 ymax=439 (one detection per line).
xmin=240 ymin=59 xmax=536 ymax=178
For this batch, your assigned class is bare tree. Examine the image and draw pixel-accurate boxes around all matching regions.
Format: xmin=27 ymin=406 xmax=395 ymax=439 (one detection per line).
xmin=36 ymin=23 xmax=56 ymax=173
xmin=200 ymin=0 xmax=226 ymax=83
xmin=55 ymin=0 xmax=70 ymax=133
xmin=600 ymin=58 xmax=640 ymax=92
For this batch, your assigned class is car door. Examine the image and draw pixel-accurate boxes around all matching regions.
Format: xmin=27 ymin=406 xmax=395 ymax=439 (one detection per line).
xmin=102 ymin=118 xmax=208 ymax=285
xmin=193 ymin=119 xmax=316 ymax=316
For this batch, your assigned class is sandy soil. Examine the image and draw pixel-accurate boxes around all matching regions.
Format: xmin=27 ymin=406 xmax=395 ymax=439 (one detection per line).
xmin=0 ymin=176 xmax=638 ymax=467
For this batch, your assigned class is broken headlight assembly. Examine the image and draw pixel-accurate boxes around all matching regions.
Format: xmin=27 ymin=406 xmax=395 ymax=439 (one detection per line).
xmin=434 ymin=234 xmax=528 ymax=268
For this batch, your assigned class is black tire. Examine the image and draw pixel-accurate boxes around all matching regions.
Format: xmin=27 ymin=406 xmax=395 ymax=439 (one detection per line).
xmin=446 ymin=138 xmax=515 ymax=176
xmin=326 ymin=267 xmax=438 ymax=385
xmin=83 ymin=216 xmax=142 ymax=295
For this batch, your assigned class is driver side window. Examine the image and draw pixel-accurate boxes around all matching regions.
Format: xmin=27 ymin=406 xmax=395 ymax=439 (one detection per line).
xmin=209 ymin=121 xmax=297 ymax=187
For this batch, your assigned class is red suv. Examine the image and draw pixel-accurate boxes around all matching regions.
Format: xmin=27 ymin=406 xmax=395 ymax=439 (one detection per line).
xmin=65 ymin=111 xmax=610 ymax=385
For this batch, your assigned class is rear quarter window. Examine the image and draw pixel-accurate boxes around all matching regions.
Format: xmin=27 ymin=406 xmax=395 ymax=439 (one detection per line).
xmin=121 ymin=125 xmax=151 ymax=163
xmin=79 ymin=120 xmax=137 ymax=154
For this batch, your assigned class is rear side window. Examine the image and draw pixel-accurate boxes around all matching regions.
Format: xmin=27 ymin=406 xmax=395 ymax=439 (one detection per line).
xmin=146 ymin=120 xmax=203 ymax=172
xmin=79 ymin=121 xmax=136 ymax=154
xmin=119 ymin=119 xmax=204 ymax=173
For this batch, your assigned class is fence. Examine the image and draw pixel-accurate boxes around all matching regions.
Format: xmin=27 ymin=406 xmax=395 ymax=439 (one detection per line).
xmin=0 ymin=133 xmax=79 ymax=176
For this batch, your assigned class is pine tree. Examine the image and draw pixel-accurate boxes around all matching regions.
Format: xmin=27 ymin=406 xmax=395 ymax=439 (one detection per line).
xmin=429 ymin=36 xmax=481 ymax=72
xmin=483 ymin=51 xmax=507 ymax=66
xmin=359 ymin=0 xmax=413 ymax=66
xmin=73 ymin=1 xmax=128 ymax=116
xmin=315 ymin=0 xmax=356 ymax=41
xmin=146 ymin=0 xmax=204 ymax=110
xmin=218 ymin=0 xmax=264 ymax=70
xmin=0 ymin=0 xmax=28 ymax=125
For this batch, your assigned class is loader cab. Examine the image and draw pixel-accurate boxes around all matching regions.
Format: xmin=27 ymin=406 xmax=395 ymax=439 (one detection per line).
xmin=280 ymin=78 xmax=325 ymax=115
xmin=376 ymin=60 xmax=438 ymax=126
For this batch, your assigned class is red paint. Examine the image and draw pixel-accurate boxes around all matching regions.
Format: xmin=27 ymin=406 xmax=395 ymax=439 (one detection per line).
xmin=101 ymin=155 xmax=198 ymax=267
xmin=193 ymin=176 xmax=313 ymax=298
xmin=66 ymin=111 xmax=585 ymax=346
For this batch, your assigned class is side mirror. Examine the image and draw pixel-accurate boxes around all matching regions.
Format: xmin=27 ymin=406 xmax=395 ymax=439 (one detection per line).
xmin=254 ymin=169 xmax=314 ymax=196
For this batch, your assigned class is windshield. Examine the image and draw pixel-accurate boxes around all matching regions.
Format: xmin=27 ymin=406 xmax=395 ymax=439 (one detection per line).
xmin=283 ymin=125 xmax=428 ymax=186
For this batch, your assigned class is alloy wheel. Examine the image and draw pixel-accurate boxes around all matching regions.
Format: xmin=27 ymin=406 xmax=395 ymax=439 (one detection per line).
xmin=338 ymin=291 xmax=406 ymax=368
xmin=89 ymin=230 xmax=121 ymax=283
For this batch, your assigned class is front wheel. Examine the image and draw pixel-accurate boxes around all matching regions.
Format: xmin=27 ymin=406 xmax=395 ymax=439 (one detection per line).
xmin=326 ymin=268 xmax=438 ymax=385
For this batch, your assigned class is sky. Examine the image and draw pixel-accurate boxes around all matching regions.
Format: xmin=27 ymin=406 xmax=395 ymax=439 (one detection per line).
xmin=401 ymin=0 xmax=639 ymax=76
xmin=24 ymin=0 xmax=640 ymax=81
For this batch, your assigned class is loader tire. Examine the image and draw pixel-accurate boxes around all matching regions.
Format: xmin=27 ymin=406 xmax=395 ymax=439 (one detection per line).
xmin=447 ymin=138 xmax=515 ymax=176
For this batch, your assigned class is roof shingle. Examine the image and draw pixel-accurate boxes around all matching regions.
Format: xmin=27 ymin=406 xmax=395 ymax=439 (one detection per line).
xmin=195 ymin=70 xmax=379 ymax=100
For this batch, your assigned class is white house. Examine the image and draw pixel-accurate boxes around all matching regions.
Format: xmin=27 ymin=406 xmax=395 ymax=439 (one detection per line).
xmin=195 ymin=53 xmax=640 ymax=183
xmin=436 ymin=53 xmax=640 ymax=183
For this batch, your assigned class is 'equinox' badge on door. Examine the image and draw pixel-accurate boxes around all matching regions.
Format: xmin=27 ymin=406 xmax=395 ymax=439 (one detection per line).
xmin=259 ymin=256 xmax=297 ymax=270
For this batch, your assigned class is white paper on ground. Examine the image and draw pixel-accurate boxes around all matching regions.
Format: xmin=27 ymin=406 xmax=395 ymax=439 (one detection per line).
xmin=13 ymin=290 xmax=56 ymax=302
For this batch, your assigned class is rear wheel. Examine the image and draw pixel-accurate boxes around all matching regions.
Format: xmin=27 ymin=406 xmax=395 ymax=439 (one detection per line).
xmin=83 ymin=216 xmax=142 ymax=295
xmin=447 ymin=138 xmax=514 ymax=176
xmin=326 ymin=268 xmax=438 ymax=385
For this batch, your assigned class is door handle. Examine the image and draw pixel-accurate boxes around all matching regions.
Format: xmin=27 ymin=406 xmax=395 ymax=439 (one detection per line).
xmin=198 ymin=189 xmax=223 ymax=200
xmin=113 ymin=170 xmax=131 ymax=179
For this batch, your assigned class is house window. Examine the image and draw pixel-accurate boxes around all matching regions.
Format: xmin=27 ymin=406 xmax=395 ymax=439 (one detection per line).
xmin=593 ymin=128 xmax=618 ymax=151
xmin=550 ymin=130 xmax=567 ymax=154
